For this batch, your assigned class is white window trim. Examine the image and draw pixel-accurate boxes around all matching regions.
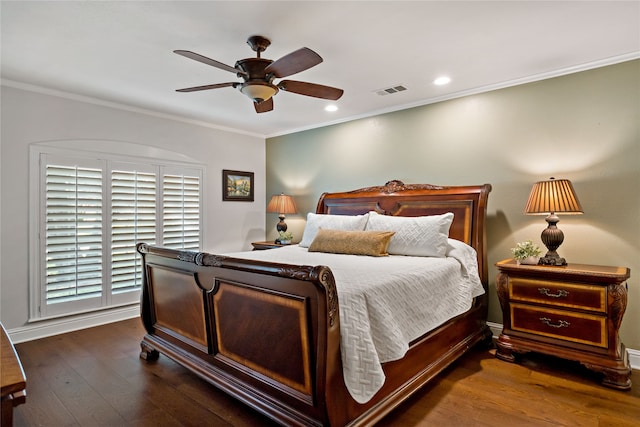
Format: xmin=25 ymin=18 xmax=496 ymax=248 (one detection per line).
xmin=29 ymin=143 xmax=205 ymax=322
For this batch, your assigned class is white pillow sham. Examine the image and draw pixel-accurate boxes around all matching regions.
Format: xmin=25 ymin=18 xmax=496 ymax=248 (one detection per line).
xmin=365 ymin=211 xmax=454 ymax=257
xmin=298 ymin=213 xmax=369 ymax=247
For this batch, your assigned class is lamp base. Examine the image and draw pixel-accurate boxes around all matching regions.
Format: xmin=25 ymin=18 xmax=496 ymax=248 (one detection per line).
xmin=539 ymin=213 xmax=567 ymax=266
xmin=275 ymin=215 xmax=287 ymax=243
xmin=539 ymin=252 xmax=567 ymax=266
xmin=276 ymin=216 xmax=287 ymax=232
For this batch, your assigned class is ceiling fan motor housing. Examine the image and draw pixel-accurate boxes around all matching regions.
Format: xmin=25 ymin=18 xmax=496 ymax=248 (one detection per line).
xmin=235 ymin=58 xmax=279 ymax=102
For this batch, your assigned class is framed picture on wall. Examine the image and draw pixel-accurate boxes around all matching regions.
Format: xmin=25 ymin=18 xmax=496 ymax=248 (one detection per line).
xmin=222 ymin=170 xmax=254 ymax=201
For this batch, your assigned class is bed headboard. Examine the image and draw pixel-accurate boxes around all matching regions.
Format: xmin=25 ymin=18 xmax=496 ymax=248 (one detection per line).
xmin=316 ymin=180 xmax=492 ymax=286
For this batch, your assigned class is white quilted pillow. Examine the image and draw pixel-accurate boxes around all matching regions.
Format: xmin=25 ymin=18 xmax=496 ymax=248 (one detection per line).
xmin=365 ymin=211 xmax=454 ymax=257
xmin=299 ymin=213 xmax=369 ymax=247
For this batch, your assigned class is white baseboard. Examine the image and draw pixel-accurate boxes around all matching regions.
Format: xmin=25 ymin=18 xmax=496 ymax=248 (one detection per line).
xmin=629 ymin=348 xmax=640 ymax=370
xmin=487 ymin=321 xmax=503 ymax=342
xmin=487 ymin=321 xmax=640 ymax=370
xmin=7 ymin=305 xmax=140 ymax=344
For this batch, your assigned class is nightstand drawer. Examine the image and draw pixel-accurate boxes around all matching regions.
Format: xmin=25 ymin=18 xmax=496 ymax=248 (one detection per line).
xmin=510 ymin=303 xmax=607 ymax=348
xmin=509 ymin=277 xmax=606 ymax=313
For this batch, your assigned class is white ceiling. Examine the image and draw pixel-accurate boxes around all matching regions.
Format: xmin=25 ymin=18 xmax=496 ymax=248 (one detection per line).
xmin=2 ymin=1 xmax=639 ymax=138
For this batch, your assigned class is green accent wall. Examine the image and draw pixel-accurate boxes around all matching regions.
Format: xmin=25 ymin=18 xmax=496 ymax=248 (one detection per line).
xmin=267 ymin=60 xmax=640 ymax=349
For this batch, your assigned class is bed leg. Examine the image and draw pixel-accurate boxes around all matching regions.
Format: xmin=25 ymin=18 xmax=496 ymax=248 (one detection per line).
xmin=140 ymin=340 xmax=160 ymax=361
xmin=479 ymin=325 xmax=494 ymax=349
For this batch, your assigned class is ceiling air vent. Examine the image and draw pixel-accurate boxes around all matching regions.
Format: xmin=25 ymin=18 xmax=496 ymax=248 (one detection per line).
xmin=375 ymin=85 xmax=407 ymax=96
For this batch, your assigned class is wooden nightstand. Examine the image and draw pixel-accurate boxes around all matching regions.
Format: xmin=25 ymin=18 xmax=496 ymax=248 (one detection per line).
xmin=251 ymin=241 xmax=288 ymax=250
xmin=1 ymin=324 xmax=26 ymax=426
xmin=495 ymin=259 xmax=631 ymax=390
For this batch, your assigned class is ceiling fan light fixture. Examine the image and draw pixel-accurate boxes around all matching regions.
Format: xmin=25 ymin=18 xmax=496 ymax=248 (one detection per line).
xmin=240 ymin=82 xmax=278 ymax=103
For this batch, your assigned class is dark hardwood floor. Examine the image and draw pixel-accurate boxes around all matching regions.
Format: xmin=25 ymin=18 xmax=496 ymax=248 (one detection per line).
xmin=12 ymin=319 xmax=639 ymax=426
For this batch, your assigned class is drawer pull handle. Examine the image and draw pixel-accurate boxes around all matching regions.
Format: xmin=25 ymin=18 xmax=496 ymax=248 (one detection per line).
xmin=538 ymin=287 xmax=569 ymax=298
xmin=539 ymin=317 xmax=570 ymax=329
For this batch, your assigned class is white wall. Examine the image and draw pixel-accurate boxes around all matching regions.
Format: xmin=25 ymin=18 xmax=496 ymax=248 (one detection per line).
xmin=0 ymin=84 xmax=266 ymax=336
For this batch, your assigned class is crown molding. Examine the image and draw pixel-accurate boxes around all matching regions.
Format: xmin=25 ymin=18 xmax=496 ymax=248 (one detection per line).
xmin=1 ymin=78 xmax=265 ymax=139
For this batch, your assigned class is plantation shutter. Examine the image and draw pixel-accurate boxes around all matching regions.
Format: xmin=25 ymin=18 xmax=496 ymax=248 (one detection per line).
xmin=45 ymin=164 xmax=103 ymax=305
xmin=111 ymin=169 xmax=157 ymax=294
xmin=34 ymin=149 xmax=204 ymax=320
xmin=162 ymin=172 xmax=201 ymax=250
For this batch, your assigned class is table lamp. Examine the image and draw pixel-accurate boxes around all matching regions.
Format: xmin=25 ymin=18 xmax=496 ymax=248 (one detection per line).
xmin=266 ymin=193 xmax=297 ymax=235
xmin=524 ymin=177 xmax=583 ymax=266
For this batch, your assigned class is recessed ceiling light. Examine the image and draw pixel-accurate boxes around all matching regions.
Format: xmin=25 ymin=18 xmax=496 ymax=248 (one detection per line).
xmin=325 ymin=105 xmax=338 ymax=112
xmin=434 ymin=76 xmax=451 ymax=86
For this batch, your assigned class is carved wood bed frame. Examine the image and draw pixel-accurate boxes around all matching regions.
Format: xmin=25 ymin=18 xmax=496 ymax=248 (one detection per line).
xmin=137 ymin=180 xmax=492 ymax=426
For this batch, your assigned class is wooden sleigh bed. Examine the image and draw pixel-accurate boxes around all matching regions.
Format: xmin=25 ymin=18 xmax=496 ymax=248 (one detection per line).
xmin=137 ymin=180 xmax=492 ymax=426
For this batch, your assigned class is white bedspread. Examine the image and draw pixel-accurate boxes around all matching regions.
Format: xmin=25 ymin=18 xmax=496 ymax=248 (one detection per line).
xmin=224 ymin=239 xmax=484 ymax=403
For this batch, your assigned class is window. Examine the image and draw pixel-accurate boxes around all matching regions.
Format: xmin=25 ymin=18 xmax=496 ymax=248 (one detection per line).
xmin=32 ymin=149 xmax=203 ymax=319
xmin=45 ymin=164 xmax=104 ymax=306
xmin=111 ymin=167 xmax=157 ymax=298
xmin=162 ymin=172 xmax=200 ymax=249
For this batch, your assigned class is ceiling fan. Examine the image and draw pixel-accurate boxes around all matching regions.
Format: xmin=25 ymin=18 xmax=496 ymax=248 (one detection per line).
xmin=174 ymin=35 xmax=344 ymax=113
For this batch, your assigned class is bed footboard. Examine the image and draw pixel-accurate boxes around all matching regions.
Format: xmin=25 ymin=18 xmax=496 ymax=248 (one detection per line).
xmin=137 ymin=243 xmax=343 ymax=427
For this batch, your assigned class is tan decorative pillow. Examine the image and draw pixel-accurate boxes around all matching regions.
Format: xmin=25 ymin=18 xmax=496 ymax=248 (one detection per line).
xmin=308 ymin=229 xmax=395 ymax=257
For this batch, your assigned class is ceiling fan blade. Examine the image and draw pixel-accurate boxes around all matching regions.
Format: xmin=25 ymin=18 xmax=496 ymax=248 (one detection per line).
xmin=176 ymin=82 xmax=237 ymax=92
xmin=278 ymin=80 xmax=344 ymax=100
xmin=254 ymin=98 xmax=274 ymax=113
xmin=174 ymin=50 xmax=248 ymax=77
xmin=264 ymin=48 xmax=322 ymax=78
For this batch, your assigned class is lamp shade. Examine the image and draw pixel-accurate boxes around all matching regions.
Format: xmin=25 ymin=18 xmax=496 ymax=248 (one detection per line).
xmin=266 ymin=193 xmax=297 ymax=215
xmin=524 ymin=178 xmax=583 ymax=215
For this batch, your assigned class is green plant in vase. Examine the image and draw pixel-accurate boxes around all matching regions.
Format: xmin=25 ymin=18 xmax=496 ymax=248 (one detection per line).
xmin=277 ymin=231 xmax=293 ymax=244
xmin=511 ymin=240 xmax=542 ymax=265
